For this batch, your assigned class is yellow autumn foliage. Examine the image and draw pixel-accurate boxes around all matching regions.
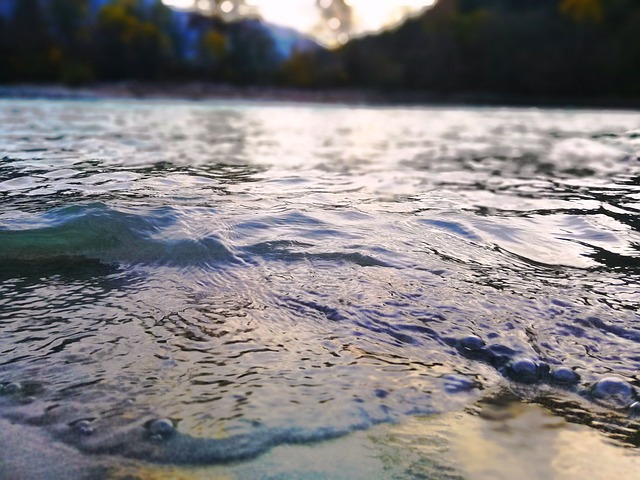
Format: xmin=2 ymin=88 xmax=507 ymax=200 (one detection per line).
xmin=559 ymin=0 xmax=603 ymax=23
xmin=201 ymin=31 xmax=228 ymax=60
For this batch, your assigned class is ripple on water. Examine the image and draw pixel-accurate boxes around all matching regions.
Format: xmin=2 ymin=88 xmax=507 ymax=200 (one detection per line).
xmin=1 ymin=100 xmax=640 ymax=465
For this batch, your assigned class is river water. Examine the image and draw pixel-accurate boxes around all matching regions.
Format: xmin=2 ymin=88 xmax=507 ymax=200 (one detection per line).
xmin=0 ymin=99 xmax=639 ymax=478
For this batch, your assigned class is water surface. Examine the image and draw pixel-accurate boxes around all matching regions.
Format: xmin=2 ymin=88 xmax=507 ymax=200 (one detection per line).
xmin=0 ymin=99 xmax=639 ymax=476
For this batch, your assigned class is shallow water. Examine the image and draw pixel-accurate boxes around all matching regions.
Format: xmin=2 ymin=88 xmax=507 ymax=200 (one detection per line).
xmin=0 ymin=99 xmax=639 ymax=475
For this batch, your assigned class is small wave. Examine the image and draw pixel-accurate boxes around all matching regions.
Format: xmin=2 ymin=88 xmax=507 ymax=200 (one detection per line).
xmin=0 ymin=203 xmax=237 ymax=268
xmin=242 ymin=241 xmax=391 ymax=267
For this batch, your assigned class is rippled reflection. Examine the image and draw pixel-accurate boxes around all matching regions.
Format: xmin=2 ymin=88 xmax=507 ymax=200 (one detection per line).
xmin=0 ymin=100 xmax=639 ymax=468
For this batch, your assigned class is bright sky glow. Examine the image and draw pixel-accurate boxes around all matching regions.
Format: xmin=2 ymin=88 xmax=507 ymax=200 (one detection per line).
xmin=162 ymin=0 xmax=438 ymax=46
xmin=220 ymin=0 xmax=234 ymax=13
xmin=248 ymin=0 xmax=318 ymax=34
xmin=163 ymin=0 xmax=193 ymax=9
xmin=345 ymin=0 xmax=436 ymax=33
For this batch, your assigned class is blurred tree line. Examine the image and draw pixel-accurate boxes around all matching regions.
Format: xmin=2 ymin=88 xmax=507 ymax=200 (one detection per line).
xmin=1 ymin=0 xmax=640 ymax=100
xmin=320 ymin=0 xmax=640 ymax=98
xmin=0 ymin=0 xmax=281 ymax=85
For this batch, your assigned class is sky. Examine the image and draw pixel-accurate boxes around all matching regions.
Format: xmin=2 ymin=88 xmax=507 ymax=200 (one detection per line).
xmin=162 ymin=0 xmax=437 ymax=46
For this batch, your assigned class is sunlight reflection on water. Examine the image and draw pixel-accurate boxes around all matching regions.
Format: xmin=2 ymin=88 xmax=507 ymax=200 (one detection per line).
xmin=0 ymin=100 xmax=639 ymax=474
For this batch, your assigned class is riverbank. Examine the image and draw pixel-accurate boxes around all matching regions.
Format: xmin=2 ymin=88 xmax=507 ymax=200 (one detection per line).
xmin=1 ymin=83 xmax=640 ymax=110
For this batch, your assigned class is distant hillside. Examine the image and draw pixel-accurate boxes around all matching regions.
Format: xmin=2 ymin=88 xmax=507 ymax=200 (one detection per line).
xmin=1 ymin=0 xmax=640 ymax=104
xmin=323 ymin=0 xmax=640 ymax=99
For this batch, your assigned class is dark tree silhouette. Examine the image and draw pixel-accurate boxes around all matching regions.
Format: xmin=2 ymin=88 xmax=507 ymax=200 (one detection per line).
xmin=0 ymin=0 xmax=639 ymax=103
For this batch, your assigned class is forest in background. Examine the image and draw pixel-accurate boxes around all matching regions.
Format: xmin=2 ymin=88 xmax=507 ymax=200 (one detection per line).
xmin=0 ymin=0 xmax=289 ymax=85
xmin=328 ymin=0 xmax=640 ymax=99
xmin=1 ymin=0 xmax=640 ymax=101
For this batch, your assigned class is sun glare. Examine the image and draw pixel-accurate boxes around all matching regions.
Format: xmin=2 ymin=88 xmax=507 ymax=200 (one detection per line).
xmin=347 ymin=0 xmax=437 ymax=32
xmin=162 ymin=0 xmax=194 ymax=9
xmin=247 ymin=0 xmax=318 ymax=32
xmin=162 ymin=0 xmax=437 ymax=46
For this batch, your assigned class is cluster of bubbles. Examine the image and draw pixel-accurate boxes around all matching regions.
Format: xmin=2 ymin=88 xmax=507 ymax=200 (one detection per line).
xmin=2 ymin=335 xmax=640 ymax=464
xmin=450 ymin=334 xmax=640 ymax=413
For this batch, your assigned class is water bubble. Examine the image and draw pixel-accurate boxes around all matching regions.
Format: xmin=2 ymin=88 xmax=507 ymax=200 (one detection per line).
xmin=73 ymin=420 xmax=94 ymax=435
xmin=2 ymin=382 xmax=22 ymax=395
xmin=486 ymin=344 xmax=517 ymax=367
xmin=146 ymin=418 xmax=176 ymax=440
xmin=459 ymin=335 xmax=485 ymax=351
xmin=505 ymin=357 xmax=540 ymax=384
xmin=456 ymin=336 xmax=490 ymax=362
xmin=551 ymin=367 xmax=580 ymax=386
xmin=589 ymin=376 xmax=637 ymax=406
